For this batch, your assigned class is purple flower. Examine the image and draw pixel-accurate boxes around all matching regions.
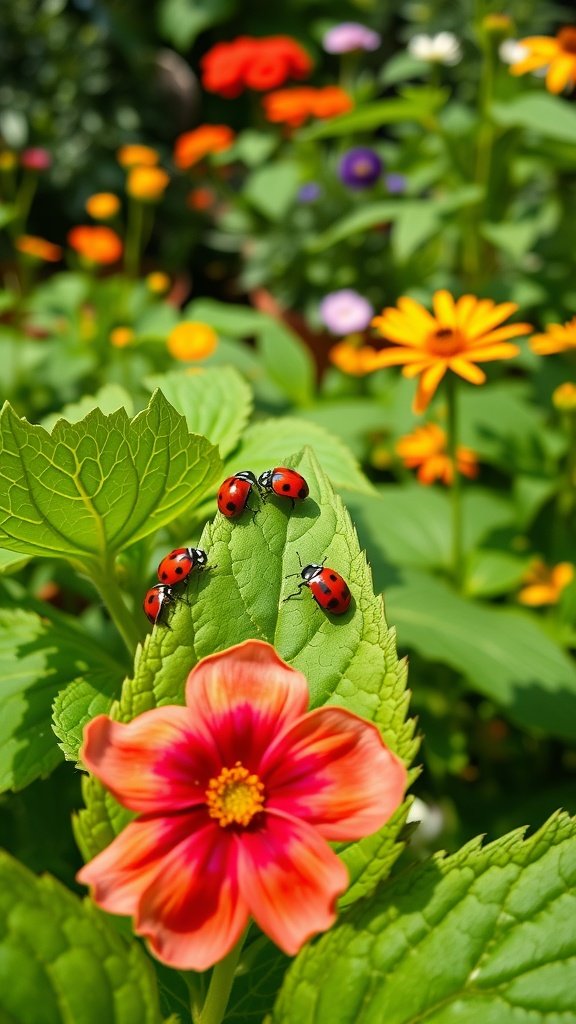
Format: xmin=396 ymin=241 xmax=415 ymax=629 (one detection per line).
xmin=297 ymin=182 xmax=322 ymax=203
xmin=323 ymin=22 xmax=381 ymax=54
xmin=319 ymin=289 xmax=374 ymax=335
xmin=339 ymin=147 xmax=382 ymax=190
xmin=385 ymin=172 xmax=407 ymax=194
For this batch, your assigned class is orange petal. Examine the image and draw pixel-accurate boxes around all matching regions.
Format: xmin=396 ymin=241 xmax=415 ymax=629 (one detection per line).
xmin=518 ymin=583 xmax=557 ymax=606
xmin=462 ymin=342 xmax=520 ymax=362
xmin=81 ymin=709 xmax=216 ymax=813
xmin=238 ymin=812 xmax=348 ymax=955
xmin=377 ymin=307 xmax=429 ymax=346
xmin=455 ymin=294 xmax=478 ymax=329
xmin=136 ymin=819 xmax=249 ymax=971
xmin=371 ymin=316 xmax=426 ymax=347
xmin=546 ymin=55 xmax=576 ymax=93
xmin=465 ymin=301 xmax=518 ymax=339
xmin=418 ymin=455 xmax=451 ymax=485
xmin=510 ymin=53 xmax=550 ymax=75
xmin=470 ymin=323 xmax=532 ymax=346
xmin=414 ymin=362 xmax=447 ymax=413
xmin=432 ymin=290 xmax=456 ymax=327
xmin=448 ymin=357 xmax=487 ymax=384
xmin=369 ymin=347 xmax=428 ymax=367
xmin=262 ymin=707 xmax=406 ymax=841
xmin=519 ymin=37 xmax=560 ymax=54
xmin=401 ymin=358 xmax=436 ymax=378
xmin=185 ymin=640 xmax=310 ymax=767
xmin=530 ymin=335 xmax=569 ymax=355
xmin=397 ymin=296 xmax=437 ymax=332
xmin=552 ymin=563 xmax=575 ymax=590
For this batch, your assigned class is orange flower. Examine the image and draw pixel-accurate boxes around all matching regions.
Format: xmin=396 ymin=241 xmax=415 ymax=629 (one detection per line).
xmin=173 ymin=126 xmax=235 ymax=170
xmin=109 ymin=326 xmax=134 ymax=348
xmin=68 ymin=225 xmax=123 ymax=265
xmin=86 ymin=193 xmax=120 ymax=220
xmin=329 ymin=340 xmax=381 ymax=376
xmin=15 ymin=234 xmax=62 ymax=262
xmin=553 ymin=382 xmax=576 ymax=411
xmin=371 ymin=290 xmax=531 ymax=413
xmin=167 ymin=322 xmax=218 ymax=361
xmin=263 ymin=86 xmax=353 ymax=127
xmin=396 ymin=423 xmax=479 ymax=485
xmin=127 ymin=166 xmax=170 ymax=201
xmin=117 ymin=144 xmax=159 ymax=168
xmin=146 ymin=271 xmax=171 ymax=295
xmin=530 ymin=316 xmax=576 ymax=355
xmin=518 ymin=560 xmax=574 ymax=606
xmin=186 ymin=187 xmax=216 ymax=211
xmin=510 ymin=27 xmax=576 ymax=93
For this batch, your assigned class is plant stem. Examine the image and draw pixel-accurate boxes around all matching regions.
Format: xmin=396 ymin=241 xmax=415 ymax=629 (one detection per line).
xmin=446 ymin=374 xmax=463 ymax=589
xmin=192 ymin=933 xmax=246 ymax=1024
xmin=124 ymin=197 xmax=144 ymax=278
xmin=84 ymin=557 xmax=141 ymax=657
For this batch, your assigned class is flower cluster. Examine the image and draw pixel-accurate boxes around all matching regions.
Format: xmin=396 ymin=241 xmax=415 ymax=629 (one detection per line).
xmin=396 ymin=423 xmax=478 ymax=485
xmin=173 ymin=125 xmax=235 ymax=170
xmin=263 ymin=86 xmax=353 ymax=127
xmin=201 ymin=36 xmax=312 ymax=97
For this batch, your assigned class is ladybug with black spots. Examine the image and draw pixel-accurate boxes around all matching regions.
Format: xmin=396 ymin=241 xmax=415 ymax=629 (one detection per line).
xmin=285 ymin=560 xmax=351 ymax=615
xmin=143 ymin=584 xmax=178 ymax=625
xmin=258 ymin=467 xmax=309 ymax=509
xmin=217 ymin=471 xmax=259 ymax=519
xmin=157 ymin=547 xmax=208 ymax=586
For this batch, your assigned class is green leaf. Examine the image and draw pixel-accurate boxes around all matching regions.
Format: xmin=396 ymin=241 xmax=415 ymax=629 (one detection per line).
xmin=0 ymin=547 xmax=30 ymax=574
xmin=379 ymin=52 xmax=426 ymax=86
xmin=76 ymin=449 xmax=417 ymax=893
xmin=0 ymin=605 xmax=124 ymax=791
xmin=228 ymin=418 xmax=374 ymax=495
xmin=460 ymin=383 xmax=563 ymax=473
xmin=386 ymin=568 xmax=576 ymax=739
xmin=183 ymin=298 xmax=266 ymax=337
xmin=257 ymin=321 xmax=315 ymax=406
xmin=272 ymin=812 xmax=576 ymax=1024
xmin=491 ymin=93 xmax=576 ymax=144
xmin=0 ymin=851 xmax=163 ymax=1024
xmin=243 ymin=161 xmax=300 ymax=220
xmin=157 ymin=0 xmax=233 ymax=48
xmin=464 ymin=549 xmax=532 ymax=598
xmin=145 ymin=367 xmax=253 ymax=457
xmin=298 ymin=87 xmax=449 ymax=140
xmin=0 ymin=391 xmax=222 ymax=562
xmin=41 ymin=384 xmax=134 ymax=432
xmin=52 ymin=673 xmax=124 ymax=765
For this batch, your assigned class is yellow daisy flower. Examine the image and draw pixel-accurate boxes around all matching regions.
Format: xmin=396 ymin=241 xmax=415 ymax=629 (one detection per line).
xmin=530 ymin=316 xmax=576 ymax=355
xmin=510 ymin=27 xmax=576 ymax=93
xmin=371 ymin=290 xmax=531 ymax=413
xmin=518 ymin=560 xmax=574 ymax=606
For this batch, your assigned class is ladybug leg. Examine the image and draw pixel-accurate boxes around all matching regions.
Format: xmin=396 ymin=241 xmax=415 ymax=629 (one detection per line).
xmin=246 ymin=503 xmax=260 ymax=522
xmin=283 ymin=582 xmax=307 ymax=603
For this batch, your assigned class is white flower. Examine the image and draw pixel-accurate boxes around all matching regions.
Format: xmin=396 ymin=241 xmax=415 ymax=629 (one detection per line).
xmin=408 ymin=31 xmax=462 ymax=66
xmin=406 ymin=797 xmax=445 ymax=843
xmin=498 ymin=39 xmax=529 ymax=64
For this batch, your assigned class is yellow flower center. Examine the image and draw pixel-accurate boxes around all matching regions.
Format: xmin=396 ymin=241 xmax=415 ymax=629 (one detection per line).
xmin=426 ymin=327 xmax=464 ymax=356
xmin=558 ymin=28 xmax=576 ymax=55
xmin=205 ymin=762 xmax=266 ymax=828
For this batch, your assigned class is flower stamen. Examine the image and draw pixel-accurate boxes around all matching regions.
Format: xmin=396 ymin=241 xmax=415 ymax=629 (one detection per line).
xmin=206 ymin=761 xmax=266 ymax=827
xmin=426 ymin=327 xmax=464 ymax=356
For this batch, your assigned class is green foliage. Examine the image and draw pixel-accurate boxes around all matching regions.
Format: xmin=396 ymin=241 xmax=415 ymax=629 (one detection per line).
xmin=299 ymin=87 xmax=449 ymax=139
xmin=491 ymin=93 xmax=576 ymax=145
xmin=0 ymin=851 xmax=163 ymax=1024
xmin=272 ymin=812 xmax=576 ymax=1024
xmin=0 ymin=391 xmax=222 ymax=563
xmin=0 ymin=605 xmax=124 ymax=792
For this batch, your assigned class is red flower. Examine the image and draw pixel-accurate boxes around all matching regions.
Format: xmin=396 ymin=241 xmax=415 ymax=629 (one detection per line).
xmin=201 ymin=36 xmax=312 ymax=97
xmin=77 ymin=640 xmax=406 ymax=971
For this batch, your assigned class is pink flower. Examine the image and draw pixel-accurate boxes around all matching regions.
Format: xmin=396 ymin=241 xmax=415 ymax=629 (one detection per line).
xmin=20 ymin=147 xmax=52 ymax=171
xmin=77 ymin=640 xmax=406 ymax=971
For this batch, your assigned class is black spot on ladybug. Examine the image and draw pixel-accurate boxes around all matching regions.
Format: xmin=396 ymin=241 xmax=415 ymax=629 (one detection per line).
xmin=342 ymin=585 xmax=350 ymax=597
xmin=147 ymin=595 xmax=154 ymax=604
xmin=282 ymin=483 xmax=291 ymax=492
xmin=218 ymin=491 xmax=223 ymax=501
xmin=161 ymin=572 xmax=167 ymax=580
xmin=327 ymin=598 xmax=339 ymax=610
xmin=329 ymin=574 xmax=337 ymax=581
xmin=298 ymin=487 xmax=306 ymax=498
xmin=176 ymin=566 xmax=183 ymax=575
xmin=318 ymin=580 xmax=331 ymax=595
xmin=227 ymin=501 xmax=236 ymax=512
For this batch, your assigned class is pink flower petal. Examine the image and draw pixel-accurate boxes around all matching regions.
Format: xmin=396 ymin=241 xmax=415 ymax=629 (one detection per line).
xmin=135 ymin=819 xmax=249 ymax=971
xmin=239 ymin=811 xmax=349 ymax=955
xmin=262 ymin=707 xmax=407 ymax=840
xmin=77 ymin=810 xmax=205 ymax=916
xmin=185 ymin=640 xmax=310 ymax=771
xmin=81 ymin=709 xmax=220 ymax=813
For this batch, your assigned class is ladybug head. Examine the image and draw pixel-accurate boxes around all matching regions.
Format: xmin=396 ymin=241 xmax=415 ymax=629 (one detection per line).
xmin=301 ymin=563 xmax=322 ymax=582
xmin=257 ymin=469 xmax=273 ymax=490
xmin=191 ymin=548 xmax=208 ymax=566
xmin=235 ymin=470 xmax=257 ymax=485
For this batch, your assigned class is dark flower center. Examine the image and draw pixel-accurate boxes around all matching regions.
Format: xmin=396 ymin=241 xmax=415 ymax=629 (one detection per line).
xmin=558 ymin=28 xmax=576 ymax=54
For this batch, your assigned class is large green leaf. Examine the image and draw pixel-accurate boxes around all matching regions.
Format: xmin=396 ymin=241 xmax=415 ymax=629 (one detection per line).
xmin=146 ymin=367 xmax=253 ymax=457
xmin=41 ymin=384 xmax=134 ymax=433
xmin=243 ymin=161 xmax=300 ymax=220
xmin=76 ymin=449 xmax=417 ymax=894
xmin=256 ymin=321 xmax=315 ymax=407
xmin=0 ymin=391 xmax=222 ymax=562
xmin=386 ymin=568 xmax=576 ymax=739
xmin=298 ymin=87 xmax=448 ymax=139
xmin=0 ymin=852 xmax=163 ymax=1024
xmin=0 ymin=605 xmax=124 ymax=792
xmin=491 ymin=93 xmax=576 ymax=145
xmin=272 ymin=812 xmax=576 ymax=1024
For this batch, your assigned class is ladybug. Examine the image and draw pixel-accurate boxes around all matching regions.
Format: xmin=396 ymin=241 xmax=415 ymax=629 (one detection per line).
xmin=257 ymin=467 xmax=309 ymax=509
xmin=285 ymin=561 xmax=351 ymax=615
xmin=157 ymin=547 xmax=208 ymax=586
xmin=143 ymin=584 xmax=177 ymax=625
xmin=217 ymin=470 xmax=259 ymax=519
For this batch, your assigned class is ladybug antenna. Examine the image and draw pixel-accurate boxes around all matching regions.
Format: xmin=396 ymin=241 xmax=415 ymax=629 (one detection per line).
xmin=296 ymin=550 xmax=303 ymax=568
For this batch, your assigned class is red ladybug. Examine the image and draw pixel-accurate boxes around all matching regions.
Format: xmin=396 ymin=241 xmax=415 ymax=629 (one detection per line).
xmin=258 ymin=467 xmax=309 ymax=509
xmin=285 ymin=562 xmax=351 ymax=615
xmin=217 ymin=471 xmax=259 ymax=518
xmin=143 ymin=584 xmax=177 ymax=625
xmin=157 ymin=547 xmax=208 ymax=585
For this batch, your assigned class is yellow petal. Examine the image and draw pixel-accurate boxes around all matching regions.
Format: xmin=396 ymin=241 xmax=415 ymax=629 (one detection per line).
xmin=463 ymin=342 xmax=520 ymax=362
xmin=470 ymin=323 xmax=531 ymax=346
xmin=518 ymin=584 xmax=558 ymax=606
xmin=465 ymin=301 xmax=518 ymax=339
xmin=448 ymin=358 xmax=486 ymax=384
xmin=432 ymin=290 xmax=457 ymax=327
xmin=413 ymin=362 xmax=447 ymax=414
xmin=455 ymin=294 xmax=478 ymax=329
xmin=546 ymin=55 xmax=576 ymax=93
xmin=397 ymin=296 xmax=437 ymax=332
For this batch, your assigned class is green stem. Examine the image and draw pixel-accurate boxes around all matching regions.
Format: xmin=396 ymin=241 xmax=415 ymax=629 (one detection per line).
xmin=192 ymin=933 xmax=246 ymax=1024
xmin=84 ymin=557 xmax=141 ymax=657
xmin=124 ymin=197 xmax=144 ymax=278
xmin=13 ymin=172 xmax=38 ymax=238
xmin=446 ymin=374 xmax=463 ymax=589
